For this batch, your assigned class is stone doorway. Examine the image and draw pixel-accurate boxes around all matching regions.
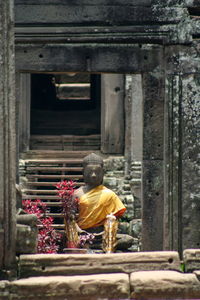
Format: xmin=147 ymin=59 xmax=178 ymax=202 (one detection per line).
xmin=30 ymin=72 xmax=101 ymax=150
xmin=18 ymin=72 xmax=125 ymax=155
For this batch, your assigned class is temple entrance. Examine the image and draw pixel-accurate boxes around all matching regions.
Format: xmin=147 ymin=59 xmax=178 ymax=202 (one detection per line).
xmin=19 ymin=72 xmax=125 ymax=154
xmin=30 ymin=72 xmax=101 ymax=150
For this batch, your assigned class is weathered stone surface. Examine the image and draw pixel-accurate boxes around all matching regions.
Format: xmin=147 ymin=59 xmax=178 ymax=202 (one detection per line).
xmin=164 ymin=74 xmax=183 ymax=251
xmin=19 ymin=252 xmax=180 ymax=278
xmin=0 ymin=281 xmax=10 ymax=300
xmin=194 ymin=270 xmax=200 ymax=281
xmin=129 ymin=219 xmax=142 ymax=238
xmin=0 ymin=0 xmax=16 ymax=272
xmin=16 ymin=211 xmax=38 ymax=227
xmin=15 ymin=44 xmax=163 ymax=73
xmin=130 ymin=270 xmax=200 ymax=299
xmin=101 ymin=74 xmax=124 ymax=154
xmin=116 ymin=234 xmax=135 ymax=251
xmin=10 ymin=273 xmax=129 ymax=300
xmin=15 ymin=4 xmax=187 ymax=26
xmin=142 ymin=70 xmax=165 ymax=251
xmin=184 ymin=249 xmax=200 ymax=272
xmin=181 ymin=74 xmax=200 ymax=250
xmin=164 ymin=71 xmax=200 ymax=252
xmin=142 ymin=161 xmax=164 ymax=251
xmin=16 ymin=224 xmax=38 ymax=254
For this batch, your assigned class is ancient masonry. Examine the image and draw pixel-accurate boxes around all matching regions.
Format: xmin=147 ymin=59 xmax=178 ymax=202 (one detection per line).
xmin=104 ymin=156 xmax=142 ymax=251
xmin=0 ymin=0 xmax=200 ymax=298
xmin=1 ymin=250 xmax=200 ymax=299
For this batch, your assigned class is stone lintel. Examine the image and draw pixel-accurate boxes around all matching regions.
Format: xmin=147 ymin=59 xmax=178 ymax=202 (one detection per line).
xmin=15 ymin=43 xmax=163 ymax=73
xmin=19 ymin=252 xmax=180 ymax=278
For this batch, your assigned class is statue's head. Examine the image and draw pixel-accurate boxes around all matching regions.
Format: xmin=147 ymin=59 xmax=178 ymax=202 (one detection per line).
xmin=82 ymin=153 xmax=104 ymax=187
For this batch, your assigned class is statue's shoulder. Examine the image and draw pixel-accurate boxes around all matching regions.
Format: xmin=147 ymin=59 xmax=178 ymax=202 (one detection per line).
xmin=73 ymin=186 xmax=85 ymax=198
xmin=102 ymin=185 xmax=116 ymax=196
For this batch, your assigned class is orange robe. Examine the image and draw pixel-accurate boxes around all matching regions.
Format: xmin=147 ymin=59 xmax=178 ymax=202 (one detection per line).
xmin=77 ymin=185 xmax=126 ymax=230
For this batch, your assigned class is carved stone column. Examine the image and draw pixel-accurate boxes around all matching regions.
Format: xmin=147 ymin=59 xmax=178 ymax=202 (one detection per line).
xmin=0 ymin=0 xmax=16 ymax=274
xmin=141 ymin=71 xmax=165 ymax=251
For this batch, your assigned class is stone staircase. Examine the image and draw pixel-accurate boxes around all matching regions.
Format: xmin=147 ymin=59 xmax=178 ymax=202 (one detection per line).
xmin=30 ymin=134 xmax=101 ymax=151
xmin=2 ymin=250 xmax=200 ymax=299
xmin=19 ymin=150 xmax=95 ymax=230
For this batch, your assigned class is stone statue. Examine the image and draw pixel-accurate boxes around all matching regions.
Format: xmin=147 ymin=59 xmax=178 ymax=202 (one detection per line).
xmin=75 ymin=153 xmax=126 ymax=233
xmin=74 ymin=153 xmax=127 ymax=251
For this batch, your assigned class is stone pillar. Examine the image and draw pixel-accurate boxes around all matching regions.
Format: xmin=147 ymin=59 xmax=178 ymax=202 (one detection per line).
xmin=164 ymin=46 xmax=200 ymax=253
xmin=125 ymin=74 xmax=143 ymax=217
xmin=125 ymin=74 xmax=143 ymax=163
xmin=101 ymin=74 xmax=125 ymax=154
xmin=164 ymin=72 xmax=200 ymax=252
xmin=18 ymin=73 xmax=31 ymax=153
xmin=0 ymin=0 xmax=16 ymax=274
xmin=141 ymin=71 xmax=165 ymax=251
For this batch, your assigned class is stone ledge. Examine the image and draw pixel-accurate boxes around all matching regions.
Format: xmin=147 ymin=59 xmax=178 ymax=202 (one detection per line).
xmin=9 ymin=273 xmax=129 ymax=300
xmin=2 ymin=270 xmax=200 ymax=299
xmin=184 ymin=249 xmax=200 ymax=272
xmin=130 ymin=270 xmax=200 ymax=299
xmin=19 ymin=251 xmax=181 ymax=278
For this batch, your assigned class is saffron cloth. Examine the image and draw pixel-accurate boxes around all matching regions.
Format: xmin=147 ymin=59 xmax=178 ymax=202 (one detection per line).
xmin=77 ymin=185 xmax=126 ymax=229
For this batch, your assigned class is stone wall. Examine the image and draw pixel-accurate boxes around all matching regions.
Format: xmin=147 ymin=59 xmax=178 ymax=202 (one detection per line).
xmin=104 ymin=156 xmax=142 ymax=251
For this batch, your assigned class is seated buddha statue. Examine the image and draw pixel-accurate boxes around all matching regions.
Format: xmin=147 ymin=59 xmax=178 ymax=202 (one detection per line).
xmin=75 ymin=153 xmax=126 ymax=241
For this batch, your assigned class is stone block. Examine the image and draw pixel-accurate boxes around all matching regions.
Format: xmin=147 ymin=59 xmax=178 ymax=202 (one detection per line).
xmin=142 ymin=160 xmax=164 ymax=250
xmin=129 ymin=219 xmax=142 ymax=238
xmin=130 ymin=270 xmax=200 ymax=299
xmin=183 ymin=249 xmax=200 ymax=272
xmin=10 ymin=273 xmax=129 ymax=300
xmin=19 ymin=252 xmax=181 ymax=278
xmin=0 ymin=281 xmax=10 ymax=300
xmin=116 ymin=234 xmax=135 ymax=251
xmin=16 ymin=224 xmax=38 ymax=254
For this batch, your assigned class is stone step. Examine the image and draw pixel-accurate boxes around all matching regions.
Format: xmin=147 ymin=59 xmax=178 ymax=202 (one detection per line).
xmin=26 ymin=166 xmax=83 ymax=172
xmin=21 ymin=159 xmax=83 ymax=165
xmin=30 ymin=134 xmax=101 ymax=151
xmin=18 ymin=252 xmax=181 ymax=278
xmin=25 ymin=182 xmax=83 ymax=187
xmin=22 ymin=194 xmax=62 ymax=200
xmin=3 ymin=270 xmax=200 ymax=300
xmin=20 ymin=150 xmax=97 ymax=159
xmin=5 ymin=273 xmax=130 ymax=300
xmin=26 ymin=174 xmax=83 ymax=179
xmin=22 ymin=189 xmax=60 ymax=194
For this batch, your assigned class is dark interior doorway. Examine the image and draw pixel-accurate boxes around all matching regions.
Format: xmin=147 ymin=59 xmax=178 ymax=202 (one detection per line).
xmin=30 ymin=73 xmax=101 ymax=136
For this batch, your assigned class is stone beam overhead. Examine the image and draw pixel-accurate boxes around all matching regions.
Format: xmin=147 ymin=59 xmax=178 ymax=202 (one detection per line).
xmin=14 ymin=0 xmax=194 ymax=5
xmin=15 ymin=5 xmax=188 ymax=25
xmin=15 ymin=2 xmax=192 ymax=45
xmin=15 ymin=44 xmax=163 ymax=73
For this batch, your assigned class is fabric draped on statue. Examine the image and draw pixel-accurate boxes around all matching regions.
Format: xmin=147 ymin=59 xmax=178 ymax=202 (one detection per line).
xmin=77 ymin=185 xmax=126 ymax=230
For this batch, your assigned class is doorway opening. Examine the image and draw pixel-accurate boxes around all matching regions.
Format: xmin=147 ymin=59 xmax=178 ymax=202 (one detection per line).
xmin=30 ymin=72 xmax=101 ymax=150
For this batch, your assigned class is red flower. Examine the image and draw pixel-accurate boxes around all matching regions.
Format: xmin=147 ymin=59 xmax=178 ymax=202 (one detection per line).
xmin=22 ymin=199 xmax=61 ymax=253
xmin=55 ymin=180 xmax=79 ymax=221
